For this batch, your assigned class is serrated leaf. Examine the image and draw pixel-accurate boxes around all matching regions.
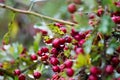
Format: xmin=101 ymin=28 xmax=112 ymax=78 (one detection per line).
xmin=98 ymin=15 xmax=115 ymax=35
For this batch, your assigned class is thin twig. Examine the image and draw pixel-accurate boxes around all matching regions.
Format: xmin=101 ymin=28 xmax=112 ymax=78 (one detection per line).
xmin=21 ymin=60 xmax=41 ymax=73
xmin=0 ymin=68 xmax=14 ymax=78
xmin=0 ymin=3 xmax=76 ymax=26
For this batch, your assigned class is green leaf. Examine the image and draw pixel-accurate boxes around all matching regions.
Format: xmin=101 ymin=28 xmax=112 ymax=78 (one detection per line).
xmin=83 ymin=36 xmax=94 ymax=54
xmin=64 ymin=49 xmax=70 ymax=57
xmin=98 ymin=15 xmax=115 ymax=35
xmin=14 ymin=76 xmax=18 ymax=80
xmin=33 ymin=33 xmax=41 ymax=52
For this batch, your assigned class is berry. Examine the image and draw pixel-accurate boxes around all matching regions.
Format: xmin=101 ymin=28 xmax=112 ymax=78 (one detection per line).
xmin=111 ymin=57 xmax=119 ymax=65
xmin=33 ymin=71 xmax=41 ymax=79
xmin=88 ymin=75 xmax=98 ymax=80
xmin=67 ymin=3 xmax=77 ymax=13
xmin=59 ymin=64 xmax=65 ymax=72
xmin=78 ymin=39 xmax=85 ymax=46
xmin=14 ymin=69 xmax=21 ymax=76
xmin=65 ymin=36 xmax=72 ymax=43
xmin=59 ymin=38 xmax=65 ymax=44
xmin=30 ymin=54 xmax=38 ymax=61
xmin=97 ymin=8 xmax=104 ymax=16
xmin=41 ymin=47 xmax=49 ymax=53
xmin=105 ymin=65 xmax=114 ymax=75
xmin=90 ymin=66 xmax=101 ymax=75
xmin=52 ymin=66 xmax=60 ymax=72
xmin=51 ymin=48 xmax=58 ymax=55
xmin=64 ymin=60 xmax=73 ymax=68
xmin=41 ymin=54 xmax=48 ymax=61
xmin=60 ymin=27 xmax=67 ymax=33
xmin=50 ymin=57 xmax=59 ymax=66
xmin=75 ymin=47 xmax=84 ymax=54
xmin=66 ymin=68 xmax=74 ymax=77
xmin=52 ymin=38 xmax=60 ymax=48
xmin=37 ymin=50 xmax=43 ymax=56
xmin=18 ymin=74 xmax=26 ymax=80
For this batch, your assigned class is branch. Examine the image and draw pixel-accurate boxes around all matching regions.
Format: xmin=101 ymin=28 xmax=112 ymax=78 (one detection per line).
xmin=21 ymin=60 xmax=41 ymax=73
xmin=0 ymin=3 xmax=76 ymax=26
xmin=0 ymin=68 xmax=14 ymax=78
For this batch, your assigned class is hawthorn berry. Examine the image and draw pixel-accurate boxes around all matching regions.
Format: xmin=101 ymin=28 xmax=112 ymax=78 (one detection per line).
xmin=30 ymin=54 xmax=38 ymax=61
xmin=52 ymin=66 xmax=60 ymax=72
xmin=88 ymin=75 xmax=98 ymax=80
xmin=50 ymin=57 xmax=59 ymax=66
xmin=33 ymin=71 xmax=41 ymax=79
xmin=18 ymin=74 xmax=26 ymax=80
xmin=105 ymin=65 xmax=114 ymax=75
xmin=67 ymin=3 xmax=77 ymax=13
xmin=41 ymin=47 xmax=49 ymax=53
xmin=52 ymin=38 xmax=60 ymax=48
xmin=51 ymin=48 xmax=58 ymax=55
xmin=64 ymin=60 xmax=73 ymax=68
xmin=66 ymin=68 xmax=74 ymax=77
xmin=14 ymin=69 xmax=21 ymax=76
xmin=90 ymin=66 xmax=101 ymax=75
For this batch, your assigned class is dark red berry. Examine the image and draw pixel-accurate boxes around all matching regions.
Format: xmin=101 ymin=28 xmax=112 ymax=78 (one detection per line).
xmin=67 ymin=3 xmax=77 ymax=13
xmin=59 ymin=38 xmax=65 ymax=44
xmin=41 ymin=54 xmax=48 ymax=61
xmin=52 ymin=66 xmax=60 ymax=72
xmin=59 ymin=64 xmax=65 ymax=72
xmin=18 ymin=74 xmax=26 ymax=80
xmin=89 ymin=13 xmax=95 ymax=19
xmin=33 ymin=71 xmax=41 ymax=79
xmin=66 ymin=68 xmax=74 ymax=77
xmin=14 ymin=69 xmax=21 ymax=76
xmin=37 ymin=50 xmax=43 ymax=56
xmin=41 ymin=47 xmax=49 ymax=53
xmin=30 ymin=54 xmax=38 ymax=61
xmin=41 ymin=29 xmax=48 ymax=35
xmin=65 ymin=36 xmax=72 ymax=43
xmin=50 ymin=57 xmax=59 ymax=66
xmin=97 ymin=8 xmax=104 ymax=17
xmin=52 ymin=38 xmax=60 ymax=48
xmin=60 ymin=27 xmax=67 ymax=33
xmin=88 ymin=75 xmax=98 ymax=80
xmin=54 ymin=23 xmax=63 ymax=28
xmin=64 ymin=60 xmax=73 ymax=68
xmin=105 ymin=65 xmax=114 ymax=74
xmin=90 ymin=66 xmax=101 ymax=75
xmin=51 ymin=48 xmax=58 ymax=55
xmin=111 ymin=57 xmax=119 ymax=65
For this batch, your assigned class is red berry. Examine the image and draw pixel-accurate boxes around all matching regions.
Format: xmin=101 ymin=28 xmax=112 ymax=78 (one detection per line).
xmin=54 ymin=23 xmax=63 ymax=28
xmin=65 ymin=36 xmax=72 ymax=43
xmin=41 ymin=47 xmax=49 ymax=53
xmin=52 ymin=66 xmax=60 ymax=72
xmin=67 ymin=3 xmax=77 ymax=13
xmin=0 ymin=63 xmax=3 ymax=68
xmin=78 ymin=39 xmax=85 ymax=46
xmin=90 ymin=66 xmax=101 ymax=75
xmin=64 ymin=60 xmax=73 ymax=68
xmin=18 ymin=74 xmax=26 ymax=80
xmin=50 ymin=57 xmax=59 ymax=66
xmin=88 ymin=75 xmax=98 ymax=80
xmin=66 ymin=68 xmax=74 ymax=77
xmin=30 ymin=54 xmax=38 ymax=61
xmin=89 ymin=13 xmax=95 ymax=19
xmin=41 ymin=29 xmax=48 ymax=35
xmin=111 ymin=57 xmax=119 ymax=65
xmin=37 ymin=50 xmax=43 ymax=56
xmin=60 ymin=27 xmax=67 ymax=33
xmin=52 ymin=38 xmax=60 ymax=48
xmin=97 ymin=8 xmax=104 ymax=16
xmin=14 ymin=69 xmax=21 ymax=76
xmin=41 ymin=54 xmax=48 ymax=61
xmin=105 ymin=65 xmax=114 ymax=74
xmin=51 ymin=48 xmax=58 ymax=55
xmin=112 ymin=16 xmax=120 ymax=24
xmin=75 ymin=47 xmax=84 ymax=54
xmin=33 ymin=71 xmax=41 ymax=79
xmin=59 ymin=38 xmax=65 ymax=44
